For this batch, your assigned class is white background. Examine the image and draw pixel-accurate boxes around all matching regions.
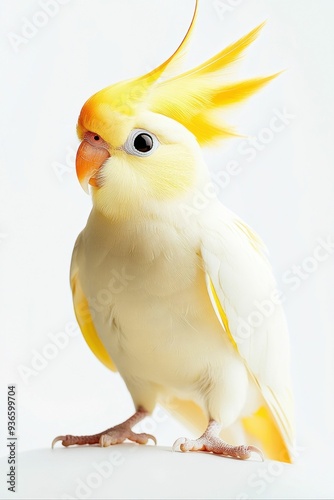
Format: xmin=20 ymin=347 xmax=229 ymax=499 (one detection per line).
xmin=1 ymin=0 xmax=334 ymax=497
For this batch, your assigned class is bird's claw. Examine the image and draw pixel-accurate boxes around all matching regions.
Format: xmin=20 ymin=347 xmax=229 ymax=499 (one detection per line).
xmin=247 ymin=445 xmax=264 ymax=462
xmin=146 ymin=433 xmax=157 ymax=446
xmin=172 ymin=437 xmax=187 ymax=452
xmin=51 ymin=436 xmax=65 ymax=449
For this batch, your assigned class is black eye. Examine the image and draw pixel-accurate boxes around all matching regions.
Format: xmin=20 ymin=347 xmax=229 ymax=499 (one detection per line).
xmin=133 ymin=133 xmax=153 ymax=153
xmin=123 ymin=128 xmax=159 ymax=157
xmin=94 ymin=135 xmax=100 ymax=141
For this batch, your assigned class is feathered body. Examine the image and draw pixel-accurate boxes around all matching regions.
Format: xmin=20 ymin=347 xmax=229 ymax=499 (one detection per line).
xmin=73 ymin=205 xmax=250 ymax=421
xmin=68 ymin=3 xmax=295 ymax=462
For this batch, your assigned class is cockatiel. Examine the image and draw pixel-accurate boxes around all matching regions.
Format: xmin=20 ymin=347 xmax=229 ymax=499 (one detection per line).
xmin=53 ymin=2 xmax=295 ymax=462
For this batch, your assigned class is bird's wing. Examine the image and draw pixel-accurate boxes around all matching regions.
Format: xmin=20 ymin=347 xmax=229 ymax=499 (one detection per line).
xmin=199 ymin=202 xmax=295 ymax=462
xmin=70 ymin=234 xmax=117 ymax=372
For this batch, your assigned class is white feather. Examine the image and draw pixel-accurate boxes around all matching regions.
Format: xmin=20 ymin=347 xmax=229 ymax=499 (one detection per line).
xmin=199 ymin=201 xmax=295 ymax=452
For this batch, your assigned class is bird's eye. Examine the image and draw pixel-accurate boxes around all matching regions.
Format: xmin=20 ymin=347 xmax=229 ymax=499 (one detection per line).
xmin=94 ymin=135 xmax=100 ymax=141
xmin=123 ymin=129 xmax=159 ymax=157
xmin=134 ymin=133 xmax=153 ymax=152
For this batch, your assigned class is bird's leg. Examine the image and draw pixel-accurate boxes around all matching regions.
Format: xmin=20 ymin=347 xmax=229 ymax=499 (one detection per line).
xmin=173 ymin=419 xmax=263 ymax=461
xmin=52 ymin=406 xmax=156 ymax=448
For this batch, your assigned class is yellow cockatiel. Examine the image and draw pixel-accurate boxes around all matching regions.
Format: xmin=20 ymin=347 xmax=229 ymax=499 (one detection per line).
xmin=53 ymin=2 xmax=295 ymax=462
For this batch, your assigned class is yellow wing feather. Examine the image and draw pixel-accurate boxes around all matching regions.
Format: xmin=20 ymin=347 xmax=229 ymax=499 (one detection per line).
xmin=71 ymin=273 xmax=117 ymax=372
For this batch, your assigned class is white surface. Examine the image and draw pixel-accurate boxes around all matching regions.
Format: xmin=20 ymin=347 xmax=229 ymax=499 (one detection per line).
xmin=1 ymin=0 xmax=334 ymax=498
xmin=0 ymin=444 xmax=333 ymax=500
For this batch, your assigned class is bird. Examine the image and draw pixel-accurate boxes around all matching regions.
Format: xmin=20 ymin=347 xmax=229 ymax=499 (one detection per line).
xmin=52 ymin=1 xmax=295 ymax=462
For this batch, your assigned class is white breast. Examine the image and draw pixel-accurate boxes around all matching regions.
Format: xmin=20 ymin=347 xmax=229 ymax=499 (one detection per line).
xmin=76 ymin=209 xmax=248 ymax=410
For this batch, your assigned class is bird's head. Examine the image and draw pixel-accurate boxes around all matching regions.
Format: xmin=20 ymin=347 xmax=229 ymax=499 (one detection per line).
xmin=75 ymin=3 xmax=276 ymax=221
xmin=76 ymin=97 xmax=201 ymax=221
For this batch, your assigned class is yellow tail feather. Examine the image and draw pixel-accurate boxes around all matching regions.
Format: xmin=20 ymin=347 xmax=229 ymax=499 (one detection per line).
xmin=243 ymin=406 xmax=293 ymax=463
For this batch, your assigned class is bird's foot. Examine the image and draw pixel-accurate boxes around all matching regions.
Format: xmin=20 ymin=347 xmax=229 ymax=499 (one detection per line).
xmin=173 ymin=420 xmax=264 ymax=461
xmin=52 ymin=407 xmax=156 ymax=448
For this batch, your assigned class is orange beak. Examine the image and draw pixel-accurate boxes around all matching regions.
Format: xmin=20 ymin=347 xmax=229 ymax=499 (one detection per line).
xmin=76 ymin=132 xmax=110 ymax=193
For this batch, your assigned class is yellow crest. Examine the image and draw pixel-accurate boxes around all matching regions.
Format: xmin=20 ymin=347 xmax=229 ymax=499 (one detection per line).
xmin=78 ymin=1 xmax=278 ymax=145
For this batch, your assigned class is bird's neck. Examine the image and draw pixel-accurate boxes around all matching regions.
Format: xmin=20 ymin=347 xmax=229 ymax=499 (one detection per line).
xmin=85 ymin=206 xmax=201 ymax=256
